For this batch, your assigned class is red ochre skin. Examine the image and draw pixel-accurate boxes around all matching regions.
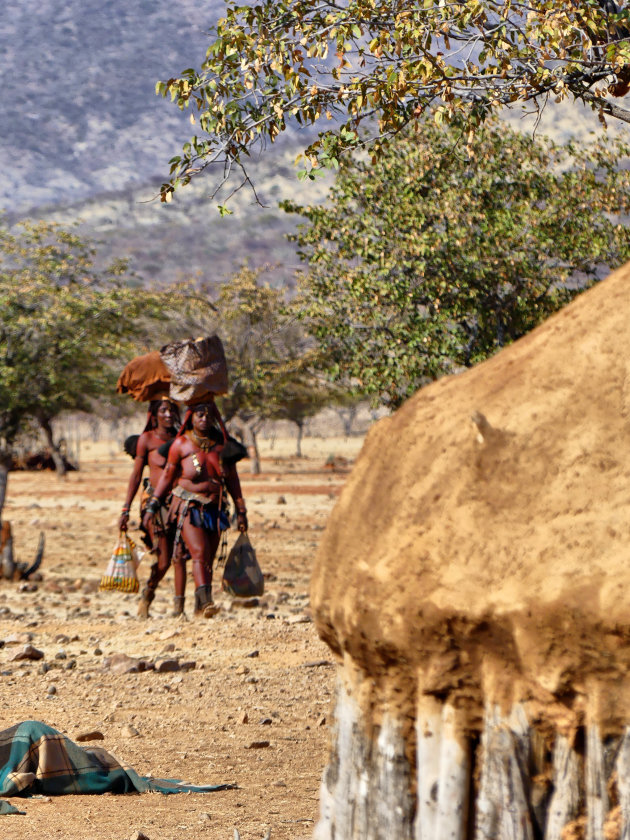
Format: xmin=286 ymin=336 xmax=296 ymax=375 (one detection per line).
xmin=145 ymin=406 xmax=247 ymax=591
xmin=119 ymin=401 xmax=184 ymax=596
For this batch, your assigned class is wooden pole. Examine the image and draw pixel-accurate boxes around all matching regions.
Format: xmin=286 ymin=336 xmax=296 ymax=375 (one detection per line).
xmin=415 ymin=698 xmax=470 ymax=840
xmin=586 ymin=724 xmax=608 ymax=840
xmin=316 ymin=681 xmax=630 ymax=840
xmin=544 ymin=735 xmax=580 ymax=840
xmin=314 ymin=677 xmax=414 ymax=840
xmin=415 ymin=698 xmax=442 ymax=839
xmin=617 ymin=727 xmax=630 ymax=840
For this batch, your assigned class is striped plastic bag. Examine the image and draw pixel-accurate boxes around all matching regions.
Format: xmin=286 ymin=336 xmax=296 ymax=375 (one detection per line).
xmin=99 ymin=532 xmax=140 ymax=593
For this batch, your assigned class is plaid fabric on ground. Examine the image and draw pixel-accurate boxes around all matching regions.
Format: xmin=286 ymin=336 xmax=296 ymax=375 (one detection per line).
xmin=0 ymin=721 xmax=233 ymax=806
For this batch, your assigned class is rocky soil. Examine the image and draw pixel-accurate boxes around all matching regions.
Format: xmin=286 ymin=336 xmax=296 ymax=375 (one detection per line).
xmin=0 ymin=435 xmax=363 ymax=840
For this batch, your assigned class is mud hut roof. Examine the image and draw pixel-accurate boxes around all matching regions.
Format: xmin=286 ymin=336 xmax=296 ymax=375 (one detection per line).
xmin=312 ymin=261 xmax=630 ymax=729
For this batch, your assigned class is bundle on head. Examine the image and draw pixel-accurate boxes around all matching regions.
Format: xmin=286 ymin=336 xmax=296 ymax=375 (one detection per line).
xmin=116 ymin=351 xmax=171 ymax=403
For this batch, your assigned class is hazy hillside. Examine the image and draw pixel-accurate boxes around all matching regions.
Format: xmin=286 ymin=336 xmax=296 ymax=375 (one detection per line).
xmin=0 ymin=0 xmax=225 ymax=211
xmin=0 ymin=0 xmax=330 ymax=283
xmin=1 ymin=1 xmax=628 ymax=285
xmin=29 ymin=149 xmax=330 ymax=287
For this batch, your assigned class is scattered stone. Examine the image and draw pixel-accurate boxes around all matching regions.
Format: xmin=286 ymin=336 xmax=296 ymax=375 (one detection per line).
xmin=232 ymin=597 xmax=260 ymax=609
xmin=38 ymin=663 xmax=50 ymax=675
xmin=236 ymin=666 xmax=250 ymax=676
xmin=121 ymin=724 xmax=140 ymax=738
xmin=55 ymin=650 xmax=67 ymax=660
xmin=130 ymin=831 xmax=151 ymax=840
xmin=303 ymin=660 xmax=333 ymax=668
xmin=4 ymin=633 xmax=33 ymax=646
xmin=93 ymin=648 xmax=103 ymax=656
xmin=55 ymin=634 xmax=70 ymax=645
xmin=286 ymin=614 xmax=311 ymax=625
xmin=11 ymin=644 xmax=44 ymax=662
xmin=46 ymin=685 xmax=57 ymax=696
xmin=103 ymin=653 xmax=153 ymax=674
xmin=318 ymin=715 xmax=327 ymax=727
xmin=277 ymin=495 xmax=287 ymax=504
xmin=75 ymin=730 xmax=104 ymax=742
xmin=240 ymin=712 xmax=249 ymax=724
xmin=180 ymin=661 xmax=196 ymax=672
xmin=246 ymin=650 xmax=259 ymax=658
xmin=155 ymin=659 xmax=180 ymax=673
xmin=259 ymin=718 xmax=272 ymax=726
xmin=257 ymin=595 xmax=273 ymax=610
xmin=104 ymin=653 xmax=140 ymax=674
xmin=245 ymin=676 xmax=259 ymax=684
xmin=274 ymin=780 xmax=287 ymax=787
xmin=245 ymin=740 xmax=270 ymax=749
xmin=65 ymin=660 xmax=77 ymax=670
xmin=161 ymin=643 xmax=176 ymax=653
xmin=199 ymin=812 xmax=211 ymax=821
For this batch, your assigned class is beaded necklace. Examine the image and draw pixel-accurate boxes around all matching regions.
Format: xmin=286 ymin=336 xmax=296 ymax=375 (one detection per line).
xmin=186 ymin=429 xmax=216 ymax=452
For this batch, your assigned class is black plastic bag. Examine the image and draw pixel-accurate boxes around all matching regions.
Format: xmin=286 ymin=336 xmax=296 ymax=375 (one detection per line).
xmin=222 ymin=533 xmax=264 ymax=597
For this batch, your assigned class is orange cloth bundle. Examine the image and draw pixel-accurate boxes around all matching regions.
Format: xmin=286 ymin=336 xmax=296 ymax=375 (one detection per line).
xmin=116 ymin=351 xmax=171 ymax=402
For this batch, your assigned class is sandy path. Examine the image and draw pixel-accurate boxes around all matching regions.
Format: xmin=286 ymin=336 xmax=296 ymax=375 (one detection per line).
xmin=0 ymin=436 xmax=361 ymax=840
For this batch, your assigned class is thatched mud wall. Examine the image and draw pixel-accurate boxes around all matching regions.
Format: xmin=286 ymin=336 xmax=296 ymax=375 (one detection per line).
xmin=311 ymin=262 xmax=630 ymax=839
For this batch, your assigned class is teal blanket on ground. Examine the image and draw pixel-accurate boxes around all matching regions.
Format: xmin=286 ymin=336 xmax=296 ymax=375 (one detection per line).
xmin=0 ymin=721 xmax=233 ymax=812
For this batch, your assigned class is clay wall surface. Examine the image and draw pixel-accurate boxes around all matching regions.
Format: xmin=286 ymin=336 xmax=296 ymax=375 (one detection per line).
xmin=313 ymin=260 xmax=630 ymax=735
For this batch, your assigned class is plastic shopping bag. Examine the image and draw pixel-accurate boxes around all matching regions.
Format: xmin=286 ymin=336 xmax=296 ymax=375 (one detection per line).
xmin=99 ymin=532 xmax=140 ymax=593
xmin=222 ymin=532 xmax=264 ymax=597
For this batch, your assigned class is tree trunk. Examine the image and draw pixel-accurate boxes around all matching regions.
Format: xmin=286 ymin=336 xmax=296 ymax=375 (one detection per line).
xmin=295 ymin=420 xmax=304 ymax=458
xmin=228 ymin=415 xmax=261 ymax=474
xmin=336 ymin=406 xmax=358 ymax=438
xmin=0 ymin=447 xmax=12 ymax=522
xmin=39 ymin=417 xmax=66 ymax=477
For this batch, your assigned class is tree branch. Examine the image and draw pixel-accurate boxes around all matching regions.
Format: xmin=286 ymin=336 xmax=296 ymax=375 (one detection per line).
xmin=580 ymin=90 xmax=630 ymax=125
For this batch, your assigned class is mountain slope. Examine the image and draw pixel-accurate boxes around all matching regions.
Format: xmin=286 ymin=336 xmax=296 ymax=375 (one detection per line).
xmin=0 ymin=0 xmax=225 ymax=211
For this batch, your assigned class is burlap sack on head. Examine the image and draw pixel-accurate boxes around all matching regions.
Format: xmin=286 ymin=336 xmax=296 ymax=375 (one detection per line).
xmin=116 ymin=351 xmax=171 ymax=402
xmin=160 ymin=335 xmax=228 ymax=404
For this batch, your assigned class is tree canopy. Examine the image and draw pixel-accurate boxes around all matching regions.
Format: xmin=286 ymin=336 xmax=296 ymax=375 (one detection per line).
xmin=182 ymin=266 xmax=342 ymax=462
xmin=282 ymin=118 xmax=630 ymax=407
xmin=158 ymin=0 xmax=630 ymax=202
xmin=0 ymin=221 xmax=173 ymax=476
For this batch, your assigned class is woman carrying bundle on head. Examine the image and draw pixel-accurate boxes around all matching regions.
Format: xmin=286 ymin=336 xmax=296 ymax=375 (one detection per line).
xmin=142 ymin=400 xmax=247 ymax=619
xmin=118 ymin=396 xmax=185 ymax=618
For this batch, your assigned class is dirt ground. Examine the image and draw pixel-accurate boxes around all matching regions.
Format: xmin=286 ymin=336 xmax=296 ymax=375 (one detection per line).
xmin=0 ymin=434 xmax=364 ymax=840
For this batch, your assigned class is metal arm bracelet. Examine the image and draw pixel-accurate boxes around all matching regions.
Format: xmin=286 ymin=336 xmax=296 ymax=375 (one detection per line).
xmin=145 ymin=496 xmax=161 ymax=516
